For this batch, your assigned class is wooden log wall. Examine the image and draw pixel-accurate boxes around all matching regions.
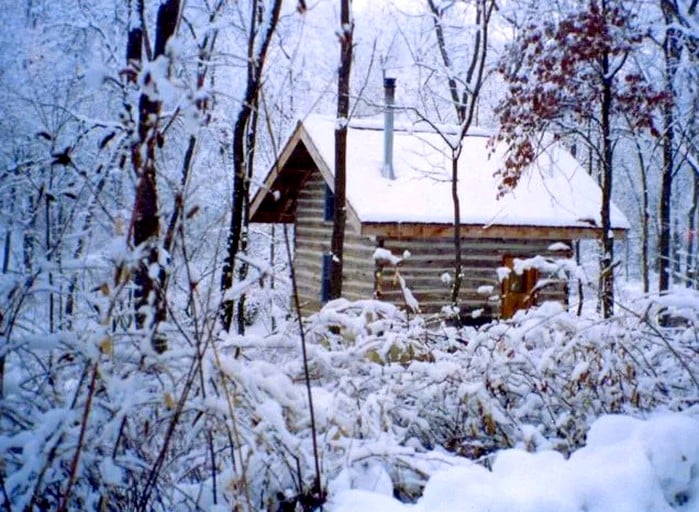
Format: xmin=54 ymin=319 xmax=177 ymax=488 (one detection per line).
xmin=294 ymin=170 xmax=375 ymax=314
xmin=378 ymin=237 xmax=572 ymax=318
xmin=293 ymin=169 xmax=572 ymax=318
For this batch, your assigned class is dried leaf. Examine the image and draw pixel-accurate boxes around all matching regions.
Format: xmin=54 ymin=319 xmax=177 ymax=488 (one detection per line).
xmin=365 ymin=349 xmax=383 ymax=365
xmin=99 ymin=336 xmax=113 ymax=356
xmin=484 ymin=413 xmax=496 ymax=435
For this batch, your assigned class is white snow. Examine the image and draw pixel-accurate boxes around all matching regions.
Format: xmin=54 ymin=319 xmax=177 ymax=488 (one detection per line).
xmin=300 ymin=114 xmax=630 ymax=230
xmin=328 ymin=413 xmax=699 ymax=512
xmin=397 ymin=273 xmax=420 ymax=313
xmin=477 ymin=285 xmax=494 ymax=295
xmin=329 ymin=462 xmax=394 ymax=497
xmin=373 ymin=247 xmax=403 ymax=265
xmin=496 ymin=266 xmax=511 ymax=282
xmin=84 ymin=61 xmax=110 ymax=90
xmin=548 ymin=242 xmax=571 ymax=251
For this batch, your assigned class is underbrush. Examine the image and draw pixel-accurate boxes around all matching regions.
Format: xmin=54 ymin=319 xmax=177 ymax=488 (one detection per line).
xmin=2 ymin=291 xmax=698 ymax=510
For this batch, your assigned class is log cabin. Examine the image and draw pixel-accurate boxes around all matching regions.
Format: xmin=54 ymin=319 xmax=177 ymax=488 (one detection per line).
xmin=250 ymin=81 xmax=629 ymax=320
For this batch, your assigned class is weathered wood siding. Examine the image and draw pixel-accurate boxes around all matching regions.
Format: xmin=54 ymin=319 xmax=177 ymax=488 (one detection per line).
xmin=293 ymin=170 xmax=571 ymax=318
xmin=294 ymin=169 xmax=375 ymax=314
xmin=377 ymin=237 xmax=571 ymax=317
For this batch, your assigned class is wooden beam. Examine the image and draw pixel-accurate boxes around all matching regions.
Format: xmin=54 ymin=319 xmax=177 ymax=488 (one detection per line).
xmin=249 ymin=121 xmax=304 ymax=222
xmin=360 ymin=222 xmax=627 ymax=240
xmin=297 ymin=128 xmax=362 ymax=233
xmin=250 ymin=123 xmax=363 ymax=234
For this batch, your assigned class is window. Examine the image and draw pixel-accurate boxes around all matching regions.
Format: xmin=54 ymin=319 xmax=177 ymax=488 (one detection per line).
xmin=321 ymin=253 xmax=333 ymax=302
xmin=324 ymin=184 xmax=335 ymax=221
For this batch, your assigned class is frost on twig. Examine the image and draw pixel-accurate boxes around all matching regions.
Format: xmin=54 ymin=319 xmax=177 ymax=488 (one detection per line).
xmin=373 ymin=248 xmax=421 ymax=313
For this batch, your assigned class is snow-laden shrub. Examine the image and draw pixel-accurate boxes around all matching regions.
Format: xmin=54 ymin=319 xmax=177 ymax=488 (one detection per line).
xmin=2 ymin=289 xmax=697 ymax=510
xmin=298 ymin=293 xmax=698 ymax=498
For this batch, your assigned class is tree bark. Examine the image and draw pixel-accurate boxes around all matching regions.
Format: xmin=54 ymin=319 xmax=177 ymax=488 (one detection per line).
xmin=220 ymin=0 xmax=282 ymax=331
xmin=329 ymin=0 xmax=353 ymax=301
xmin=636 ymin=142 xmax=650 ymax=294
xmin=221 ymin=115 xmax=247 ymax=330
xmin=659 ymin=8 xmax=679 ymax=293
xmin=130 ymin=0 xmax=180 ymax=351
xmin=599 ymin=47 xmax=614 ymax=318
xmin=687 ymin=167 xmax=698 ymax=287
xmin=428 ymin=0 xmax=492 ymax=308
xmin=449 ymin=155 xmax=462 ymax=306
xmin=658 ymin=104 xmax=674 ymax=293
xmin=235 ymin=95 xmax=260 ymax=335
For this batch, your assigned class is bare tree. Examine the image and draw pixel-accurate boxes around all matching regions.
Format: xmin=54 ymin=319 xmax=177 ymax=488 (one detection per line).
xmin=627 ymin=134 xmax=654 ymax=294
xmin=220 ymin=0 xmax=283 ymax=333
xmin=127 ymin=0 xmax=181 ymax=350
xmin=426 ymin=0 xmax=495 ymax=308
xmin=329 ymin=0 xmax=354 ymax=300
xmin=659 ymin=0 xmax=682 ymax=293
xmin=657 ymin=0 xmax=699 ymax=292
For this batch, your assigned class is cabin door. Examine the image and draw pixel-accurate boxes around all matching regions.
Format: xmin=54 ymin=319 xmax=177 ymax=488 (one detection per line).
xmin=501 ymin=256 xmax=538 ymax=319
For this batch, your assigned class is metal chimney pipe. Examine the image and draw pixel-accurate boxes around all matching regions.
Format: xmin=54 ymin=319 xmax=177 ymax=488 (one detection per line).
xmin=383 ymin=77 xmax=396 ymax=180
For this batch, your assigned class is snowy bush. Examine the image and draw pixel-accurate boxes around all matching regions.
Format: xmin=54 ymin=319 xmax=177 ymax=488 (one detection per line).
xmin=307 ymin=296 xmax=696 ymax=455
xmin=294 ymin=294 xmax=699 ymax=498
xmin=2 ymin=289 xmax=698 ymax=509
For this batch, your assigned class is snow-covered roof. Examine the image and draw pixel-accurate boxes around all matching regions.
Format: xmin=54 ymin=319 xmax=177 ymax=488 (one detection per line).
xmin=301 ymin=114 xmax=628 ymax=230
xmin=250 ymin=113 xmax=630 ymax=235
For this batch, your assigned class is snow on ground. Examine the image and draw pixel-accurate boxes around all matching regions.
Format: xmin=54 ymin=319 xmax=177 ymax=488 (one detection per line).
xmin=328 ymin=413 xmax=699 ymax=512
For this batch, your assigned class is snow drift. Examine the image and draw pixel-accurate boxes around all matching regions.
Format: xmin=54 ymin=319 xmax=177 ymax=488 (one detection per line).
xmin=330 ymin=413 xmax=699 ymax=512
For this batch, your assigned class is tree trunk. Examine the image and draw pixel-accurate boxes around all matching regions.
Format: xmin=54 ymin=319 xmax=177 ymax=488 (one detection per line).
xmin=221 ymin=116 xmax=248 ymax=331
xmin=599 ymin=49 xmax=614 ymax=319
xmin=659 ymin=6 xmax=679 ymax=293
xmin=235 ymin=97 xmax=260 ymax=335
xmin=329 ymin=0 xmax=353 ymax=301
xmin=658 ymin=100 xmax=674 ymax=293
xmin=687 ymin=168 xmax=698 ymax=287
xmin=130 ymin=0 xmax=180 ymax=352
xmin=673 ymin=217 xmax=681 ymax=280
xmin=631 ymin=137 xmax=650 ymax=294
xmin=640 ymin=149 xmax=650 ymax=294
xmin=45 ymin=168 xmax=53 ymax=333
xmin=220 ymin=0 xmax=282 ymax=332
xmin=450 ymin=155 xmax=462 ymax=306
xmin=430 ymin=0 xmax=493 ymax=310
